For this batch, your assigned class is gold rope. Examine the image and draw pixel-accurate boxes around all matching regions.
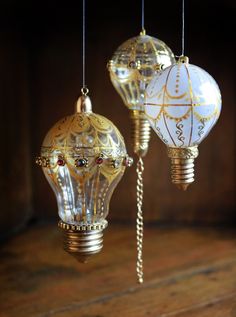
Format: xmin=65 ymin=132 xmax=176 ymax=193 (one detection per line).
xmin=136 ymin=157 xmax=144 ymax=284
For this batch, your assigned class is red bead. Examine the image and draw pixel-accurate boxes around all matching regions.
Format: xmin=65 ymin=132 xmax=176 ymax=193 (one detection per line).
xmin=96 ymin=157 xmax=103 ymax=165
xmin=57 ymin=159 xmax=65 ymax=166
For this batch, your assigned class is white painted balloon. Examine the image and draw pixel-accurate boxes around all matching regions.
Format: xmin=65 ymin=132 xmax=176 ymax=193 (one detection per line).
xmin=144 ymin=61 xmax=222 ymax=147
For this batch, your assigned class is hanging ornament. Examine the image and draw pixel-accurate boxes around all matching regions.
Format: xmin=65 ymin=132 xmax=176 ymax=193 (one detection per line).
xmin=107 ymin=18 xmax=175 ymax=158
xmin=36 ymin=92 xmax=132 ymax=262
xmin=107 ymin=0 xmax=175 ymax=284
xmin=36 ymin=0 xmax=132 ymax=263
xmin=144 ymin=0 xmax=222 ymax=190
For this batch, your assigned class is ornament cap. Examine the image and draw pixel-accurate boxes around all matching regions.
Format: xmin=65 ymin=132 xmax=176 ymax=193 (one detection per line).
xmin=179 ymin=55 xmax=189 ymax=64
xmin=140 ymin=28 xmax=146 ymax=36
xmin=76 ymin=94 xmax=92 ymax=113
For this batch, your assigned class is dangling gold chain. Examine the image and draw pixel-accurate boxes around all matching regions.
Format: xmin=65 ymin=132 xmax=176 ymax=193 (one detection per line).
xmin=136 ymin=157 xmax=144 ymax=284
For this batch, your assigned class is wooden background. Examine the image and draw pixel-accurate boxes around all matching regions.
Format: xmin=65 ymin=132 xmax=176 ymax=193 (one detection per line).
xmin=0 ymin=0 xmax=235 ymax=239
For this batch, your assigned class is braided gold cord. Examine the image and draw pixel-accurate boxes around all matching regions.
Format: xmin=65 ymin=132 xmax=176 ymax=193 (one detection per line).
xmin=136 ymin=157 xmax=144 ymax=284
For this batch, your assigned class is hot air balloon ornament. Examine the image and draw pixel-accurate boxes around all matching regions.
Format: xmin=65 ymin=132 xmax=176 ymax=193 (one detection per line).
xmin=36 ymin=91 xmax=133 ymax=262
xmin=144 ymin=56 xmax=221 ymax=190
xmin=107 ymin=31 xmax=175 ymax=158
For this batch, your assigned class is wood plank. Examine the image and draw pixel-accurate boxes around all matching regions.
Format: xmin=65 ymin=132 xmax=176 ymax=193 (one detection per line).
xmin=162 ymin=295 xmax=236 ymax=316
xmin=50 ymin=261 xmax=236 ymax=317
xmin=0 ymin=224 xmax=236 ymax=317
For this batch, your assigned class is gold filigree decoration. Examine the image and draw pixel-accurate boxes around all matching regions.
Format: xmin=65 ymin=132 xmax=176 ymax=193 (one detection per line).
xmin=167 ymin=146 xmax=199 ymax=159
xmin=176 ymin=121 xmax=185 ymax=147
xmin=198 ymin=118 xmax=206 ymax=138
xmin=145 ymin=100 xmax=220 ymax=123
xmin=145 ymin=60 xmax=221 ymax=125
xmin=38 ymin=110 xmax=130 ymax=221
xmin=156 ymin=126 xmax=168 ymax=144
xmin=108 ymin=34 xmax=175 ymax=110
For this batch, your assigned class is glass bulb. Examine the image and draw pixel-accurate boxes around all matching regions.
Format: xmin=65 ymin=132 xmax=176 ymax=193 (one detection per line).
xmin=36 ymin=95 xmax=132 ymax=261
xmin=144 ymin=56 xmax=222 ymax=189
xmin=108 ymin=33 xmax=175 ymax=111
xmin=108 ymin=32 xmax=175 ymax=157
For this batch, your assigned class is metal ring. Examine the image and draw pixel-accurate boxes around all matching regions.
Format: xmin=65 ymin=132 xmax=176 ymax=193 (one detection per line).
xmin=58 ymin=220 xmax=108 ymax=231
xmin=81 ymin=87 xmax=89 ymax=96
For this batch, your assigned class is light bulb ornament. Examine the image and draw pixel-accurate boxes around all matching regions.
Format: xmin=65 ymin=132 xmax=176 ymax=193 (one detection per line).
xmin=144 ymin=55 xmax=222 ymax=190
xmin=107 ymin=30 xmax=175 ymax=158
xmin=36 ymin=90 xmax=132 ymax=262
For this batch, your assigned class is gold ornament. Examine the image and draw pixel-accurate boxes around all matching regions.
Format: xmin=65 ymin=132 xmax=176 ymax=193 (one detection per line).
xmin=36 ymin=93 xmax=132 ymax=262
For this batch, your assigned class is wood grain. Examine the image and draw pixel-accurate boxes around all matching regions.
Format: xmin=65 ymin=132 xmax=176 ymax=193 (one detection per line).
xmin=0 ymin=224 xmax=236 ymax=317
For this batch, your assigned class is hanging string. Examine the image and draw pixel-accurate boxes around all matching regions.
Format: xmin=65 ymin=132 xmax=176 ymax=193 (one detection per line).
xmin=136 ymin=157 xmax=144 ymax=284
xmin=182 ymin=0 xmax=185 ymax=56
xmin=81 ymin=0 xmax=88 ymax=95
xmin=141 ymin=0 xmax=145 ymax=32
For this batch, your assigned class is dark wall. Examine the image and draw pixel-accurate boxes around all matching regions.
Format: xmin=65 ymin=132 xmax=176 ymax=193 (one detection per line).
xmin=0 ymin=0 xmax=235 ymax=237
xmin=0 ymin=29 xmax=32 ymax=239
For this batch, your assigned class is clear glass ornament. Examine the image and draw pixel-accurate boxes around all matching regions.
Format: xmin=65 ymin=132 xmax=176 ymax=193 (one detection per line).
xmin=36 ymin=95 xmax=132 ymax=261
xmin=108 ymin=32 xmax=175 ymax=111
xmin=108 ymin=31 xmax=175 ymax=157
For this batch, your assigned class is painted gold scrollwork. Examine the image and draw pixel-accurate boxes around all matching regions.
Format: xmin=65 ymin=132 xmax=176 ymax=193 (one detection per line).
xmin=109 ymin=34 xmax=175 ymax=110
xmin=40 ymin=110 xmax=129 ymax=214
xmin=156 ymin=127 xmax=168 ymax=144
xmin=176 ymin=121 xmax=185 ymax=147
xmin=89 ymin=114 xmax=113 ymax=132
xmin=164 ymin=107 xmax=192 ymax=122
xmin=165 ymin=89 xmax=187 ymax=100
xmin=193 ymin=106 xmax=220 ymax=122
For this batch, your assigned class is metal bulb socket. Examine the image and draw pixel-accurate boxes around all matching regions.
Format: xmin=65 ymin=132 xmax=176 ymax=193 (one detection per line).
xmin=58 ymin=220 xmax=108 ymax=263
xmin=167 ymin=146 xmax=199 ymax=191
xmin=130 ymin=110 xmax=151 ymax=157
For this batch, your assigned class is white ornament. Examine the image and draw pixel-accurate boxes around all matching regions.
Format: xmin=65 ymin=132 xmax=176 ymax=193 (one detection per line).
xmin=144 ymin=56 xmax=222 ymax=190
xmin=144 ymin=57 xmax=221 ymax=148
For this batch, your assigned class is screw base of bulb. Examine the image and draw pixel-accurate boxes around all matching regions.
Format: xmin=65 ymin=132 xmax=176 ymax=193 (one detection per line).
xmin=167 ymin=146 xmax=199 ymax=190
xmin=130 ymin=110 xmax=151 ymax=157
xmin=58 ymin=220 xmax=107 ymax=263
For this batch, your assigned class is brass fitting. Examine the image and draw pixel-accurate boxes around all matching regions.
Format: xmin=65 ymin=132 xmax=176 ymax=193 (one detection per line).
xmin=75 ymin=94 xmax=92 ymax=113
xmin=178 ymin=55 xmax=189 ymax=64
xmin=130 ymin=110 xmax=151 ymax=157
xmin=58 ymin=220 xmax=108 ymax=263
xmin=167 ymin=146 xmax=199 ymax=191
xmin=140 ymin=28 xmax=146 ymax=36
